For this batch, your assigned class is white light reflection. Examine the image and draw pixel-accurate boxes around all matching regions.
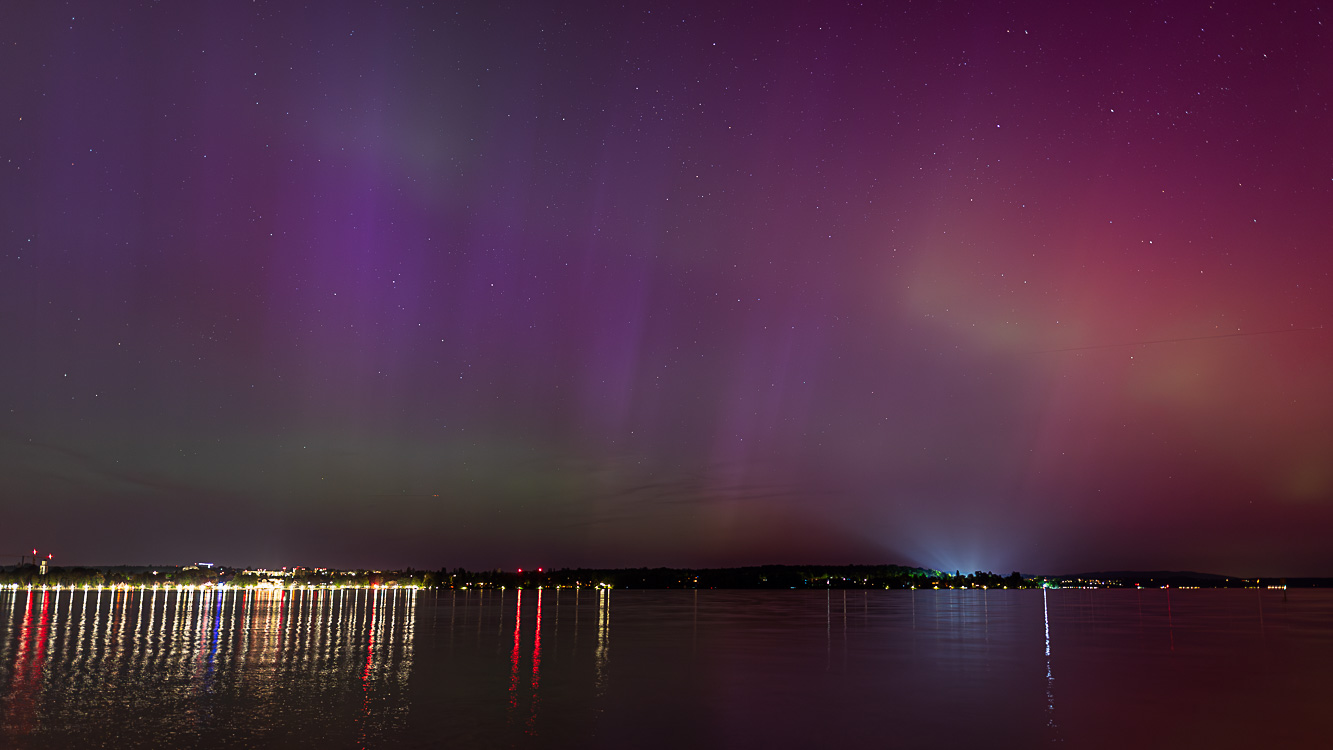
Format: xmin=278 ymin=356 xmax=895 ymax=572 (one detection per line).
xmin=595 ymin=588 xmax=610 ymax=695
xmin=1043 ymin=587 xmax=1058 ymax=737
xmin=0 ymin=590 xmax=16 ymax=678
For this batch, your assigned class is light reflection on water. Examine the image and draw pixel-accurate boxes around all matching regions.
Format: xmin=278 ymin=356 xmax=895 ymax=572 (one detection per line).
xmin=0 ymin=587 xmax=415 ymax=748
xmin=3 ymin=587 xmax=1333 ymax=748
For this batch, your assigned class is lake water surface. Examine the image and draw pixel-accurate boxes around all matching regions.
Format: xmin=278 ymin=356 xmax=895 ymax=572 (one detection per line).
xmin=1 ymin=586 xmax=1330 ymax=748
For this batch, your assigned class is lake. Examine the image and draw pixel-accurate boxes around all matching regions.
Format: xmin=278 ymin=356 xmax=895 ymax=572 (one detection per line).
xmin=1 ymin=586 xmax=1330 ymax=748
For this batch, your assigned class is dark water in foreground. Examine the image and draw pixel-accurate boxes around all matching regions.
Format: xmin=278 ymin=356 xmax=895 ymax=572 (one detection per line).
xmin=1 ymin=587 xmax=1330 ymax=748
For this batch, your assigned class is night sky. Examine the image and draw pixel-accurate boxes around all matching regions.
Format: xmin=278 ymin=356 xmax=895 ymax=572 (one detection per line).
xmin=3 ymin=1 xmax=1331 ymax=575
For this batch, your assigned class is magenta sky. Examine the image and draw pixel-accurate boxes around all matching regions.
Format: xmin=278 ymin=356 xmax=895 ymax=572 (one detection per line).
xmin=2 ymin=1 xmax=1331 ymax=575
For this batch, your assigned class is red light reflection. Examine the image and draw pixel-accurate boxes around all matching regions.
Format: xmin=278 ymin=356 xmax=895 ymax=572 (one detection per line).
xmin=6 ymin=590 xmax=50 ymax=735
xmin=509 ymin=590 xmax=523 ymax=711
xmin=529 ymin=589 xmax=542 ymax=732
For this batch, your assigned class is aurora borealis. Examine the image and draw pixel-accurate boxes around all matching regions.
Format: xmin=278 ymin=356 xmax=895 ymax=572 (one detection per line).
xmin=2 ymin=1 xmax=1330 ymax=574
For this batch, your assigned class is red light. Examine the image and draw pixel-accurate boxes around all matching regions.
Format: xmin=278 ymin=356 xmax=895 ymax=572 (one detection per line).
xmin=538 ymin=568 xmax=543 ymax=573
xmin=517 ymin=568 xmax=522 ymax=573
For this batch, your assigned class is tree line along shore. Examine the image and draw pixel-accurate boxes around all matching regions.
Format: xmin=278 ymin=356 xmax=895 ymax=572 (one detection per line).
xmin=0 ymin=564 xmax=1320 ymax=590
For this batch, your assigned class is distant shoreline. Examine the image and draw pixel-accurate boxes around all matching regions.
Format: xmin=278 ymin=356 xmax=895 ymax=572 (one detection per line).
xmin=3 ymin=563 xmax=1330 ymax=590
